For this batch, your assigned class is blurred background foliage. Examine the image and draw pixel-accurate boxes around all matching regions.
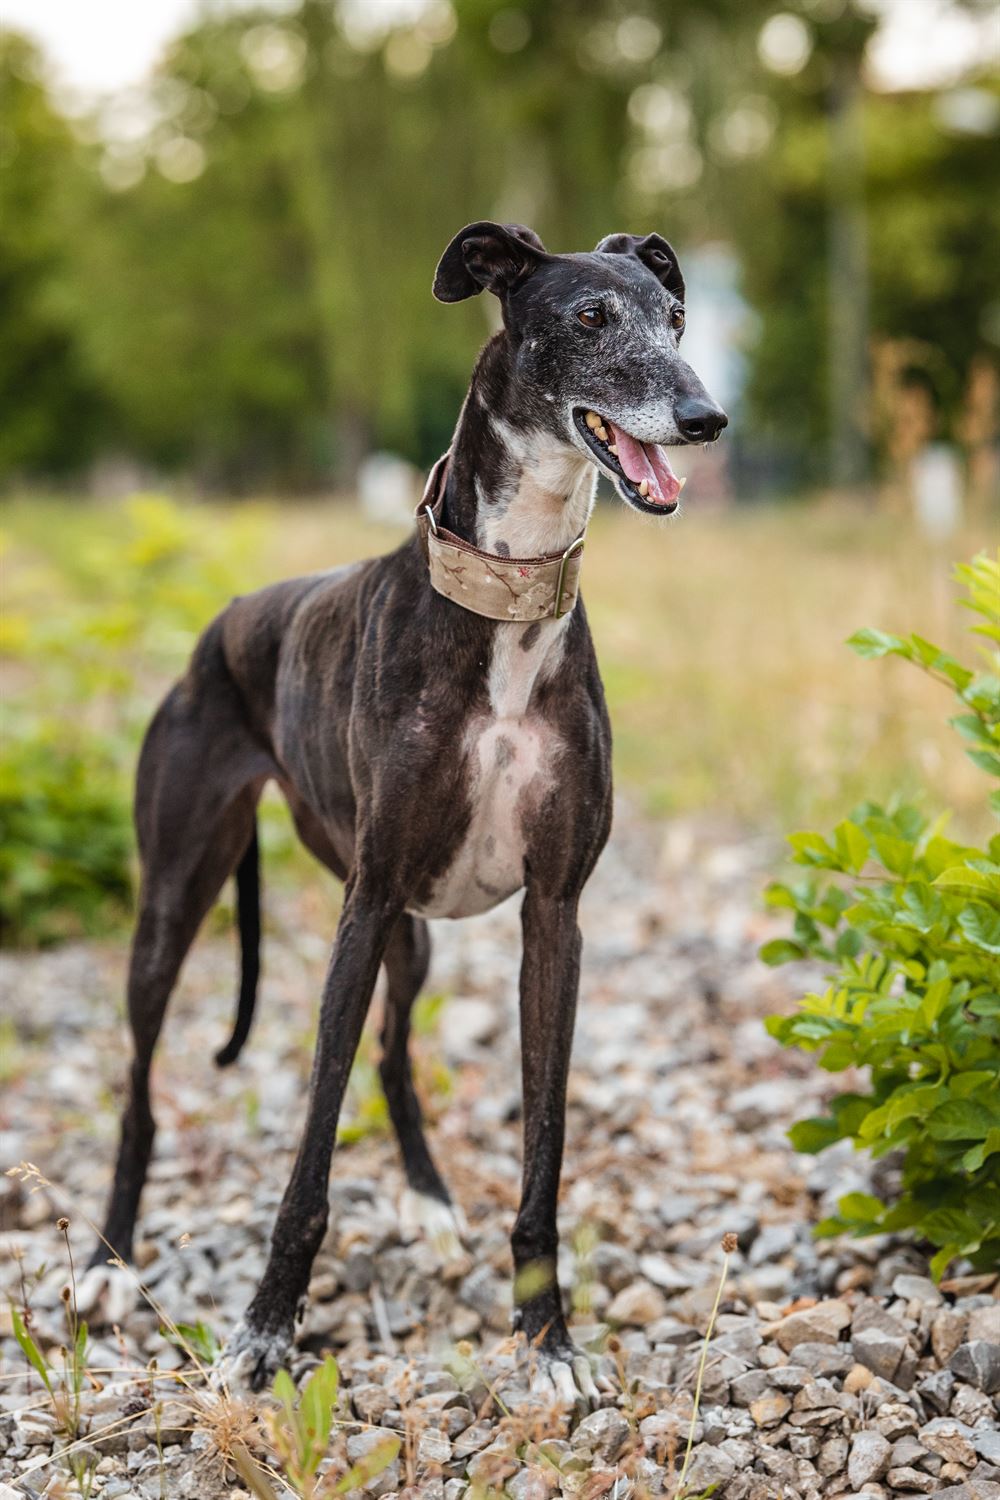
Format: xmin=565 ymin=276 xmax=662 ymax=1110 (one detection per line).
xmin=0 ymin=0 xmax=998 ymax=944
xmin=1 ymin=0 xmax=998 ymax=492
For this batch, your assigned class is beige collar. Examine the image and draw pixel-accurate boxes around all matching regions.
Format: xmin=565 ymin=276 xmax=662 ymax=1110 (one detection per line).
xmin=415 ymin=454 xmax=585 ymax=622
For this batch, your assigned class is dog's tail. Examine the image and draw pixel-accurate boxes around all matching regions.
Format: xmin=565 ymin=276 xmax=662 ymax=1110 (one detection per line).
xmin=215 ymin=822 xmax=261 ymax=1067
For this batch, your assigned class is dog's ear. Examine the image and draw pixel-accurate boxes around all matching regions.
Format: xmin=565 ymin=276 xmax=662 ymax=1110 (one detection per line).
xmin=433 ymin=221 xmax=549 ymax=303
xmin=595 ymin=232 xmax=685 ymax=303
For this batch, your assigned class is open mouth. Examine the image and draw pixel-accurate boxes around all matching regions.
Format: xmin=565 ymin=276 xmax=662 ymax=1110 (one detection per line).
xmin=573 ymin=408 xmax=685 ymax=514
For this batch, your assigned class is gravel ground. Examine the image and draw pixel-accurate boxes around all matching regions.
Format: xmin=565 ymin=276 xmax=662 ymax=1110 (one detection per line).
xmin=2 ymin=808 xmax=998 ymax=1499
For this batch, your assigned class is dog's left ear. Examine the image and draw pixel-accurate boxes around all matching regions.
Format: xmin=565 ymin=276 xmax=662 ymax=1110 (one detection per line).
xmin=434 ymin=221 xmax=549 ymax=303
xmin=595 ymin=232 xmax=685 ymax=303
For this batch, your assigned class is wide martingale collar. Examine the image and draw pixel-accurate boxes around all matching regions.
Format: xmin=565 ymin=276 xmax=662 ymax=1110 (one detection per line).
xmin=415 ymin=454 xmax=585 ymax=623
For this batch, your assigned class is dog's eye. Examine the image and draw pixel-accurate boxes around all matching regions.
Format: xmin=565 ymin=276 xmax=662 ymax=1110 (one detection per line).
xmin=670 ymin=307 xmax=686 ymax=332
xmin=577 ymin=307 xmax=605 ymax=328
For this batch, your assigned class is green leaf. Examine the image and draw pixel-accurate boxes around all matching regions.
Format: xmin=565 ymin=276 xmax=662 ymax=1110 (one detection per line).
xmin=969 ymin=748 xmax=1000 ymax=778
xmin=921 ymin=1207 xmax=983 ymax=1250
xmin=333 ymin=1436 xmax=400 ymax=1494
xmin=837 ymin=1192 xmax=885 ymax=1224
xmin=919 ymin=976 xmax=952 ymax=1028
xmin=908 ymin=633 xmax=944 ymax=668
xmin=300 ymin=1357 xmax=338 ymax=1472
xmin=759 ymin=938 xmax=807 ymax=966
xmin=886 ymin=1085 xmax=945 ymax=1132
xmin=962 ymin=1127 xmax=1000 ymax=1171
xmin=933 ymin=865 xmax=1000 ymax=903
xmin=898 ymin=881 xmax=945 ymax=933
xmin=872 ymin=833 xmax=914 ymax=876
xmin=951 ymin=714 xmax=995 ymax=747
xmin=958 ymin=906 xmax=1000 ymax=954
xmin=834 ymin=819 xmax=870 ymax=873
xmin=167 ymin=1319 xmax=220 ymax=1364
xmin=10 ymin=1305 xmax=53 ymax=1395
xmin=788 ymin=831 xmax=842 ymax=869
xmin=787 ymin=1116 xmax=842 ymax=1153
xmin=929 ymin=1244 xmax=959 ymax=1281
xmin=948 ymin=1070 xmax=994 ymax=1098
xmin=847 ymin=627 xmax=909 ymax=659
xmin=835 ymin=927 xmax=863 ymax=958
xmin=272 ymin=1367 xmax=297 ymax=1423
xmin=926 ymin=1100 xmax=998 ymax=1142
xmin=962 ymin=673 xmax=1000 ymax=715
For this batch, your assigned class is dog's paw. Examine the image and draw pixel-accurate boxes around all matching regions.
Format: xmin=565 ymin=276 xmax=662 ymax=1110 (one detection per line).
xmin=72 ymin=1262 xmax=137 ymax=1328
xmin=528 ymin=1343 xmax=600 ymax=1411
xmin=399 ymin=1188 xmax=468 ymax=1265
xmin=211 ymin=1320 xmax=293 ymax=1394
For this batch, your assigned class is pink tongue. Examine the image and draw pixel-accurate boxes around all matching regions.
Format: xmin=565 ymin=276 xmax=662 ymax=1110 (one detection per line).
xmin=607 ymin=422 xmax=681 ymax=506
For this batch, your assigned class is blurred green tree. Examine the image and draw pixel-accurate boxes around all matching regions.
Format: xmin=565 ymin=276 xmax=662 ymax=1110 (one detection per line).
xmin=0 ymin=2 xmax=996 ymax=492
xmin=0 ymin=33 xmax=107 ymax=476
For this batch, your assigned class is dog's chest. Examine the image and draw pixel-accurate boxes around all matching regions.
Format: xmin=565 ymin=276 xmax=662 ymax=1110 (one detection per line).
xmin=409 ymin=622 xmax=565 ymax=920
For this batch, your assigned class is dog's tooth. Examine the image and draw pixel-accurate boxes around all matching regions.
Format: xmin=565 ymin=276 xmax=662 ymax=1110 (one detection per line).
xmin=638 ymin=479 xmax=649 ymax=496
xmin=678 ymin=476 xmax=687 ymax=492
xmin=608 ymin=444 xmax=618 ymax=455
xmin=595 ymin=425 xmax=608 ymax=442
xmin=584 ymin=411 xmax=602 ymax=431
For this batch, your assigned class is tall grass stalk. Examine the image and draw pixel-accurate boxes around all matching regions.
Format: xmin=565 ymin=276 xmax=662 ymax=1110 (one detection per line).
xmin=675 ymin=1232 xmax=737 ymax=1498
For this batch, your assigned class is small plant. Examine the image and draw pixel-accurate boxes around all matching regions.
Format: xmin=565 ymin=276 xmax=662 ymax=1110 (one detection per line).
xmin=251 ymin=1355 xmax=399 ymax=1498
xmin=164 ymin=1318 xmax=221 ymax=1364
xmin=10 ymin=1217 xmax=98 ymax=1496
xmin=268 ymin=1357 xmax=341 ymax=1496
xmin=764 ymin=552 xmax=1000 ymax=1277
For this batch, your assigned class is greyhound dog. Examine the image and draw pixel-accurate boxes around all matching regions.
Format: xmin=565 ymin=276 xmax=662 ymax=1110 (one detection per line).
xmin=87 ymin=221 xmax=726 ymax=1402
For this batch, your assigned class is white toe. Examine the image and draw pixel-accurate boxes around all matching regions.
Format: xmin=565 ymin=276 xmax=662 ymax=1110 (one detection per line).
xmin=212 ymin=1321 xmax=292 ymax=1394
xmin=399 ymin=1188 xmax=466 ymax=1261
xmin=74 ymin=1263 xmax=137 ymax=1327
xmin=528 ymin=1345 xmax=599 ymax=1410
xmin=572 ymin=1351 xmax=599 ymax=1404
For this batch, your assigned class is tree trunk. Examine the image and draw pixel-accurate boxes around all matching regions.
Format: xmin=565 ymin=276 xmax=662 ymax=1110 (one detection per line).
xmin=827 ymin=55 xmax=871 ymax=491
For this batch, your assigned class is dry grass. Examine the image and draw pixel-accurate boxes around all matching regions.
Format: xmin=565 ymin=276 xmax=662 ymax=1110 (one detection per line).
xmin=4 ymin=488 xmax=990 ymax=839
xmin=266 ymin=492 xmax=990 ymax=835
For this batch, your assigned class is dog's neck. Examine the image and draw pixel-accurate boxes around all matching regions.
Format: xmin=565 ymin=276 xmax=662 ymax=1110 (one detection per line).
xmin=442 ymin=333 xmax=597 ymax=558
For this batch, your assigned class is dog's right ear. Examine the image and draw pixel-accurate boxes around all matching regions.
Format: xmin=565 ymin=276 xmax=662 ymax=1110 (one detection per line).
xmin=596 ymin=231 xmax=685 ymax=303
xmin=433 ymin=222 xmax=549 ymax=303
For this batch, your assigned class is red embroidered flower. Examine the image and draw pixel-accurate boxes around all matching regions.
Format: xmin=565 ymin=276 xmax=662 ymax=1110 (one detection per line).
xmin=517 ymin=566 xmax=532 ymax=578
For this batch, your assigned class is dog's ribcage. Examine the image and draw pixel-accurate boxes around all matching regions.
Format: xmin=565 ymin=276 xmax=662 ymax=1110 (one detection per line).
xmin=409 ymin=618 xmax=567 ymax=919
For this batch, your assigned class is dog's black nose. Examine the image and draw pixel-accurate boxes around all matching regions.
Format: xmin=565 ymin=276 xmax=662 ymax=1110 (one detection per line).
xmin=676 ymin=398 xmax=728 ymax=443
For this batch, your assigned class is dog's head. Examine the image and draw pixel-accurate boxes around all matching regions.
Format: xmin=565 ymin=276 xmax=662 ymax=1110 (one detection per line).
xmin=434 ymin=220 xmax=727 ymax=515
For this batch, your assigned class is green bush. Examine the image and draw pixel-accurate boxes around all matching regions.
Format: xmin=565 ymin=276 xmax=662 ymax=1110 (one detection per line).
xmin=1 ymin=496 xmax=265 ymax=945
xmin=0 ymin=726 xmax=133 ymax=946
xmin=764 ymin=552 xmax=1000 ymax=1278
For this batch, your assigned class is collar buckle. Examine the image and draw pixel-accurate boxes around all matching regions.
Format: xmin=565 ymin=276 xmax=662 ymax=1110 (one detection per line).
xmin=554 ymin=535 xmax=585 ymax=618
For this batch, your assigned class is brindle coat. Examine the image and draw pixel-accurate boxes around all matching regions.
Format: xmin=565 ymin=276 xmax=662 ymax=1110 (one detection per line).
xmin=89 ymin=222 xmax=726 ymax=1401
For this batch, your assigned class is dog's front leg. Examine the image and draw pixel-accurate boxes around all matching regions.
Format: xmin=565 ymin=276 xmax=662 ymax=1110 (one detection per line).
xmin=219 ymin=877 xmax=398 ymax=1391
xmin=511 ymin=888 xmax=597 ymax=1408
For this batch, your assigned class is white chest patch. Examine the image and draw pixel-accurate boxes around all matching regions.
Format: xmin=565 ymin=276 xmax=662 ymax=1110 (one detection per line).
xmin=409 ymin=619 xmax=566 ymax=920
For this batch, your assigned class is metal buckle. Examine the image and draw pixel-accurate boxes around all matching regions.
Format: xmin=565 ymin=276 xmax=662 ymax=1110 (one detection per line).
xmin=423 ymin=502 xmax=439 ymax=537
xmin=553 ymin=535 xmax=585 ymax=618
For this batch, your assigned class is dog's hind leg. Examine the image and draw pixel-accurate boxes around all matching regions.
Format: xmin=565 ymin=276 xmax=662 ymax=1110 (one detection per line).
xmin=380 ymin=915 xmax=463 ymax=1258
xmin=88 ymin=643 xmax=276 ymax=1282
xmin=88 ymin=782 xmax=262 ymax=1282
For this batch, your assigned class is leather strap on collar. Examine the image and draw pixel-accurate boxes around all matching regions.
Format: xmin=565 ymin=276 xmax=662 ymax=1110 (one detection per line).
xmin=415 ymin=453 xmax=585 ymax=622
